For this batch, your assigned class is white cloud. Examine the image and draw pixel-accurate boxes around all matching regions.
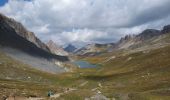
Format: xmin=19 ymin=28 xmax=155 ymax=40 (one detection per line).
xmin=49 ymin=29 xmax=109 ymax=46
xmin=0 ymin=0 xmax=170 ymax=46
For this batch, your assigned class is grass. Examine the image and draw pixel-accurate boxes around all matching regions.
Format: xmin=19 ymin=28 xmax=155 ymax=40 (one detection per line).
xmin=79 ymin=44 xmax=170 ymax=99
xmin=1 ymin=43 xmax=170 ymax=99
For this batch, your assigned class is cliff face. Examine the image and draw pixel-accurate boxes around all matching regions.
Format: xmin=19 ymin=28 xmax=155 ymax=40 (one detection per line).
xmin=47 ymin=40 xmax=68 ymax=56
xmin=0 ymin=13 xmax=69 ymax=62
xmin=0 ymin=13 xmax=50 ymax=52
xmin=162 ymin=25 xmax=170 ymax=33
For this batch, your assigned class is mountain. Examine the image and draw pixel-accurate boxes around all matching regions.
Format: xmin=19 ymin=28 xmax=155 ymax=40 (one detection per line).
xmin=76 ymin=25 xmax=170 ymax=56
xmin=162 ymin=25 xmax=170 ymax=33
xmin=113 ymin=27 xmax=168 ymax=52
xmin=0 ymin=13 xmax=69 ymax=61
xmin=0 ymin=13 xmax=50 ymax=52
xmin=74 ymin=29 xmax=162 ymax=56
xmin=0 ymin=13 xmax=69 ymax=73
xmin=82 ymin=38 xmax=170 ymax=100
xmin=64 ymin=44 xmax=77 ymax=53
xmin=47 ymin=40 xmax=68 ymax=56
xmin=75 ymin=43 xmax=115 ymax=56
xmin=136 ymin=29 xmax=161 ymax=40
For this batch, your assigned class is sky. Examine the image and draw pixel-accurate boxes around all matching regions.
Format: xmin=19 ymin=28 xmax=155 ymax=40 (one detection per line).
xmin=0 ymin=0 xmax=8 ymax=6
xmin=0 ymin=0 xmax=170 ymax=47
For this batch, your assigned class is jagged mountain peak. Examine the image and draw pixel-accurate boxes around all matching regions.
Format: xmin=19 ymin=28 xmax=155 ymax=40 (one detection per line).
xmin=162 ymin=25 xmax=170 ymax=33
xmin=0 ymin=13 xmax=69 ymax=61
xmin=64 ymin=44 xmax=77 ymax=53
xmin=0 ymin=13 xmax=50 ymax=52
xmin=46 ymin=40 xmax=68 ymax=56
xmin=47 ymin=40 xmax=59 ymax=48
xmin=119 ymin=34 xmax=136 ymax=43
xmin=137 ymin=29 xmax=161 ymax=40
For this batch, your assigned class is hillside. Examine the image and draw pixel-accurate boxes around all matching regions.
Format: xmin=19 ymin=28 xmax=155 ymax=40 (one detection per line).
xmin=0 ymin=13 xmax=70 ymax=73
xmin=1 ymin=40 xmax=170 ymax=99
xmin=47 ymin=40 xmax=68 ymax=56
xmin=0 ymin=13 xmax=69 ymax=61
xmin=76 ymin=36 xmax=170 ymax=100
xmin=75 ymin=43 xmax=115 ymax=56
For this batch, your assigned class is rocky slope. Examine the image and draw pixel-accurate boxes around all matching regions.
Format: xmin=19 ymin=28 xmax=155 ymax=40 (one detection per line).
xmin=75 ymin=43 xmax=115 ymax=56
xmin=0 ymin=13 xmax=50 ymax=52
xmin=75 ymin=25 xmax=170 ymax=56
xmin=0 ymin=13 xmax=69 ymax=73
xmin=47 ymin=40 xmax=68 ymax=56
xmin=115 ymin=25 xmax=170 ymax=51
xmin=0 ymin=13 xmax=69 ymax=61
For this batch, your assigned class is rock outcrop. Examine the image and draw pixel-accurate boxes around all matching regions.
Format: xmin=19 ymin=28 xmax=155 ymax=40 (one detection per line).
xmin=47 ymin=40 xmax=68 ymax=56
xmin=0 ymin=13 xmax=50 ymax=52
xmin=162 ymin=25 xmax=170 ymax=33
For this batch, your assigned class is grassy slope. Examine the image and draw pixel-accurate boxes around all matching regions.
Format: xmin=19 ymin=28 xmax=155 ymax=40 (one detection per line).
xmin=1 ymin=35 xmax=170 ymax=100
xmin=0 ymin=49 xmax=94 ymax=99
xmin=80 ymin=44 xmax=170 ymax=99
xmin=0 ymin=50 xmax=75 ymax=98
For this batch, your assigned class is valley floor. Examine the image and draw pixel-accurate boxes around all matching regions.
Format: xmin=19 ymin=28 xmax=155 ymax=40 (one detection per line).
xmin=1 ymin=45 xmax=170 ymax=100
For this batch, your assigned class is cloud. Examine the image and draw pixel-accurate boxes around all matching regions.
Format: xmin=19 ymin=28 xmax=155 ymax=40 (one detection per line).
xmin=49 ymin=29 xmax=113 ymax=47
xmin=124 ymin=0 xmax=170 ymax=27
xmin=0 ymin=0 xmax=170 ymax=46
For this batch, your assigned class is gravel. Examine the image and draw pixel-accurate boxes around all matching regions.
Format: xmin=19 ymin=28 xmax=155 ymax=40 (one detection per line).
xmin=0 ymin=47 xmax=65 ymax=74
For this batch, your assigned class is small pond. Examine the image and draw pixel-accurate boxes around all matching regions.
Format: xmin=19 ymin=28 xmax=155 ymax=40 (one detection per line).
xmin=74 ymin=60 xmax=97 ymax=68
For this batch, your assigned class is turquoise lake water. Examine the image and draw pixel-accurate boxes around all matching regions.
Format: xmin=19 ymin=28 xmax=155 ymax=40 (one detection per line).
xmin=74 ymin=60 xmax=97 ymax=68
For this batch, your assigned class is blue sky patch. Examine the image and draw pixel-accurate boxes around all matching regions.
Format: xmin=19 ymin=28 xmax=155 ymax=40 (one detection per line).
xmin=0 ymin=0 xmax=8 ymax=6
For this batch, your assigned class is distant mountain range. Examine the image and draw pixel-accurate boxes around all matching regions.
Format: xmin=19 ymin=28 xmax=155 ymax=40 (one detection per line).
xmin=75 ymin=25 xmax=170 ymax=56
xmin=74 ymin=43 xmax=115 ymax=56
xmin=64 ymin=44 xmax=77 ymax=53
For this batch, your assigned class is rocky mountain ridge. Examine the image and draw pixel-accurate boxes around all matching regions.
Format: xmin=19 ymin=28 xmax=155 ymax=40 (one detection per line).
xmin=0 ymin=13 xmax=50 ymax=52
xmin=0 ymin=13 xmax=69 ymax=73
xmin=75 ymin=43 xmax=115 ymax=56
xmin=47 ymin=40 xmax=68 ymax=56
xmin=75 ymin=25 xmax=170 ymax=56
xmin=116 ymin=25 xmax=170 ymax=50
